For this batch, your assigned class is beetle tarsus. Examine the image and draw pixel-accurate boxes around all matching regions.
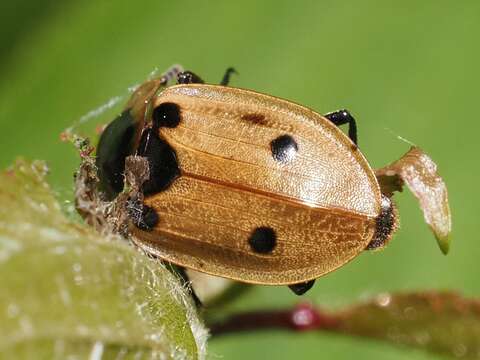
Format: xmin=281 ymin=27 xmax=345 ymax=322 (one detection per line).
xmin=177 ymin=71 xmax=205 ymax=84
xmin=324 ymin=109 xmax=358 ymax=145
xmin=220 ymin=67 xmax=237 ymax=86
xmin=288 ymin=280 xmax=316 ymax=295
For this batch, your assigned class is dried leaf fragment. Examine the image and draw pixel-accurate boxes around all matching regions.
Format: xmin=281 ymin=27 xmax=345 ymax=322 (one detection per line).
xmin=375 ymin=147 xmax=451 ymax=254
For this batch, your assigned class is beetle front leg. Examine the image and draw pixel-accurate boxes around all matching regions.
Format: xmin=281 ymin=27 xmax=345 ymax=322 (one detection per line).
xmin=324 ymin=109 xmax=358 ymax=145
xmin=220 ymin=67 xmax=237 ymax=86
xmin=288 ymin=279 xmax=316 ymax=295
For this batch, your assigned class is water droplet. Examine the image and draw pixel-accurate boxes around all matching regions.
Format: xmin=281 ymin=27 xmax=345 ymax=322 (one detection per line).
xmin=414 ymin=331 xmax=431 ymax=345
xmin=453 ymin=343 xmax=467 ymax=358
xmin=387 ymin=325 xmax=401 ymax=341
xmin=53 ymin=339 xmax=66 ymax=356
xmin=403 ymin=306 xmax=417 ymax=320
xmin=293 ymin=308 xmax=313 ymax=327
xmin=76 ymin=324 xmax=89 ymax=336
xmin=19 ymin=316 xmax=34 ymax=335
xmin=73 ymin=263 xmax=82 ymax=272
xmin=7 ymin=303 xmax=20 ymax=318
xmin=51 ymin=246 xmax=66 ymax=254
xmin=74 ymin=275 xmax=84 ymax=285
xmin=376 ymin=293 xmax=392 ymax=307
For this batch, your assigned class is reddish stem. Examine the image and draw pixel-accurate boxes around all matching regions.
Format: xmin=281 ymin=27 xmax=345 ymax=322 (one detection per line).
xmin=209 ymin=303 xmax=340 ymax=336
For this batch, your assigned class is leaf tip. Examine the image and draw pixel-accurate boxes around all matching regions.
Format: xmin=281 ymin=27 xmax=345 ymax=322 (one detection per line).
xmin=436 ymin=232 xmax=451 ymax=255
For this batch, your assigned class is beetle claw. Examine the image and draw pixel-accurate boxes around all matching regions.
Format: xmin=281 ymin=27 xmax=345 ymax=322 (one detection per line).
xmin=288 ymin=280 xmax=316 ymax=295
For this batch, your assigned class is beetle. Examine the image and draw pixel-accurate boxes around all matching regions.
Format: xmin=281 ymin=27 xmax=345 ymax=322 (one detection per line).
xmin=95 ymin=67 xmax=435 ymax=296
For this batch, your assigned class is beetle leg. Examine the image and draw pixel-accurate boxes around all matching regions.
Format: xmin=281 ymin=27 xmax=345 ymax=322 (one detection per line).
xmin=168 ymin=264 xmax=202 ymax=307
xmin=288 ymin=279 xmax=316 ymax=295
xmin=220 ymin=67 xmax=237 ymax=86
xmin=324 ymin=109 xmax=358 ymax=145
xmin=177 ymin=71 xmax=205 ymax=84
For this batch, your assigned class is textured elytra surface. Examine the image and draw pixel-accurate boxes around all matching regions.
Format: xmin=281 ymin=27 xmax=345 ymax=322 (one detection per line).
xmin=151 ymin=85 xmax=381 ymax=216
xmin=134 ymin=176 xmax=375 ymax=284
xmin=130 ymin=84 xmax=382 ymax=284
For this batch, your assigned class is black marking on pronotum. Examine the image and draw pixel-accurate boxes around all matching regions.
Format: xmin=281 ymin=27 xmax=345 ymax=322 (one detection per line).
xmin=270 ymin=134 xmax=298 ymax=163
xmin=367 ymin=195 xmax=396 ymax=250
xmin=248 ymin=227 xmax=277 ymax=254
xmin=96 ymin=109 xmax=137 ymax=200
xmin=153 ymin=102 xmax=181 ymax=129
xmin=137 ymin=128 xmax=180 ymax=196
xmin=126 ymin=197 xmax=159 ymax=231
xmin=288 ymin=280 xmax=316 ymax=295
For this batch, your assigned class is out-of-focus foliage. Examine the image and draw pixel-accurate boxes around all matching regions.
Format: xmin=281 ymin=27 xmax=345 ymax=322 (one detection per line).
xmin=338 ymin=292 xmax=480 ymax=359
xmin=0 ymin=1 xmax=478 ymax=359
xmin=0 ymin=160 xmax=207 ymax=359
xmin=209 ymin=291 xmax=480 ymax=359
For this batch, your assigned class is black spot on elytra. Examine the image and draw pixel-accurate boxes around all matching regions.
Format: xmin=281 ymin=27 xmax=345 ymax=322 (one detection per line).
xmin=139 ymin=205 xmax=159 ymax=231
xmin=367 ymin=195 xmax=396 ymax=250
xmin=96 ymin=109 xmax=137 ymax=200
xmin=137 ymin=128 xmax=180 ymax=196
xmin=126 ymin=197 xmax=159 ymax=231
xmin=270 ymin=134 xmax=298 ymax=162
xmin=248 ymin=227 xmax=276 ymax=254
xmin=153 ymin=102 xmax=181 ymax=129
xmin=288 ymin=280 xmax=316 ymax=295
xmin=241 ymin=113 xmax=267 ymax=125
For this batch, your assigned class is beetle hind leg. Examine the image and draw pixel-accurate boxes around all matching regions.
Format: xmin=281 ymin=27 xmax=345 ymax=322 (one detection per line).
xmin=288 ymin=279 xmax=316 ymax=295
xmin=324 ymin=109 xmax=358 ymax=145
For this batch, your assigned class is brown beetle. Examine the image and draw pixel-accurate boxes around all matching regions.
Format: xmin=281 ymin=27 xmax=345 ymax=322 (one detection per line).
xmin=95 ymin=67 xmax=451 ymax=295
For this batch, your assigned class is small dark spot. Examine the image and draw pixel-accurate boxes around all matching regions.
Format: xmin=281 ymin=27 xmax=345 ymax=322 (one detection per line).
xmin=153 ymin=102 xmax=181 ymax=129
xmin=137 ymin=128 xmax=180 ymax=195
xmin=241 ymin=113 xmax=267 ymax=125
xmin=288 ymin=280 xmax=316 ymax=295
xmin=140 ymin=206 xmax=159 ymax=230
xmin=270 ymin=134 xmax=298 ymax=162
xmin=367 ymin=195 xmax=396 ymax=250
xmin=248 ymin=227 xmax=276 ymax=254
xmin=126 ymin=197 xmax=159 ymax=231
xmin=350 ymin=144 xmax=358 ymax=152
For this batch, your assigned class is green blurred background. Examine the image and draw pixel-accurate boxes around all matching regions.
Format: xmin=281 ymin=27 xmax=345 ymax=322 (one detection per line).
xmin=0 ymin=1 xmax=477 ymax=359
